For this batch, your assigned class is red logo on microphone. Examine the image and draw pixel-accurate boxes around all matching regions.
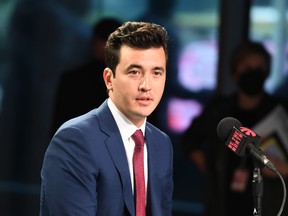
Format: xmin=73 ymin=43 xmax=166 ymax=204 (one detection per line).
xmin=239 ymin=127 xmax=256 ymax=137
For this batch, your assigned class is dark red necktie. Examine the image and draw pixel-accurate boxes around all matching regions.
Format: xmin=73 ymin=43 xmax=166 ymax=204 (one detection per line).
xmin=132 ymin=129 xmax=146 ymax=216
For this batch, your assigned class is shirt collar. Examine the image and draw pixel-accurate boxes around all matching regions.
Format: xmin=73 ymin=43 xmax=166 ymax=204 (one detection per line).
xmin=107 ymin=98 xmax=146 ymax=140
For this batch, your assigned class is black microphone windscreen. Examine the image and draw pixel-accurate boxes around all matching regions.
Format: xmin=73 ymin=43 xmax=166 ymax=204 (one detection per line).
xmin=217 ymin=117 xmax=242 ymax=140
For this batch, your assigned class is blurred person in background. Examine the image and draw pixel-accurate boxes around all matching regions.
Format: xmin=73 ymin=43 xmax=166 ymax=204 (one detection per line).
xmin=182 ymin=41 xmax=288 ymax=216
xmin=51 ymin=17 xmax=122 ymax=134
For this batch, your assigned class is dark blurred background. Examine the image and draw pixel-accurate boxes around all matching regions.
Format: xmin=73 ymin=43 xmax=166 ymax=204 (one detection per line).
xmin=0 ymin=0 xmax=287 ymax=215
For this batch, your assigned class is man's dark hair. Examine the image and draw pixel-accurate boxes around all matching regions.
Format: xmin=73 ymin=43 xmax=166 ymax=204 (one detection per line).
xmin=230 ymin=41 xmax=271 ymax=76
xmin=105 ymin=21 xmax=169 ymax=74
xmin=92 ymin=18 xmax=122 ymax=41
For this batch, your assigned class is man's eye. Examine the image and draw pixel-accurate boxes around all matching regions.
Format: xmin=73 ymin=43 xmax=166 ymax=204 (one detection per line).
xmin=154 ymin=71 xmax=162 ymax=76
xmin=129 ymin=70 xmax=139 ymax=75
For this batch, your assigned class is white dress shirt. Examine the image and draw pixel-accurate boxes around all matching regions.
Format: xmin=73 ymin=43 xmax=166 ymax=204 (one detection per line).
xmin=107 ymin=98 xmax=148 ymax=194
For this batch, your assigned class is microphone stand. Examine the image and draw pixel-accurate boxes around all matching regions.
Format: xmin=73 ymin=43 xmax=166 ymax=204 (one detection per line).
xmin=252 ymin=162 xmax=263 ymax=216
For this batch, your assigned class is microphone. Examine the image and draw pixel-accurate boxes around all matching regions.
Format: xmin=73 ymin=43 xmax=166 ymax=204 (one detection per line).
xmin=217 ymin=117 xmax=276 ymax=172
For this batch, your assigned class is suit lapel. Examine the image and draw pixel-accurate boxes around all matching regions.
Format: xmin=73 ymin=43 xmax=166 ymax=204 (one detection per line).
xmin=97 ymin=101 xmax=135 ymax=215
xmin=145 ymin=126 xmax=161 ymax=215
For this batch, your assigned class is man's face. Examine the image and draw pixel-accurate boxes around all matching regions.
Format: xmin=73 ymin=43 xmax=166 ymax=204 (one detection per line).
xmin=234 ymin=53 xmax=268 ymax=80
xmin=104 ymin=45 xmax=166 ymax=127
xmin=93 ymin=38 xmax=106 ymax=61
xmin=234 ymin=53 xmax=268 ymax=96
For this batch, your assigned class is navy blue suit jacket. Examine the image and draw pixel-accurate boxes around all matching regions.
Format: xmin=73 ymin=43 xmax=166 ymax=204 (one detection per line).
xmin=40 ymin=100 xmax=174 ymax=215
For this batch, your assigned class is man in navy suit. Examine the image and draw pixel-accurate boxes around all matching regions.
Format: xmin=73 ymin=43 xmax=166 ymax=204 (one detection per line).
xmin=40 ymin=21 xmax=174 ymax=215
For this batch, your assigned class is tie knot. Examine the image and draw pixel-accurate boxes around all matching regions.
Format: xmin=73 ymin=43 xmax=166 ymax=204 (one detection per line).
xmin=132 ymin=129 xmax=144 ymax=149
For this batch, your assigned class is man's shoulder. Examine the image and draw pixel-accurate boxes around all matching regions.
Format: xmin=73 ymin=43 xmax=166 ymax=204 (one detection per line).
xmin=60 ymin=63 xmax=96 ymax=82
xmin=56 ymin=109 xmax=99 ymax=131
xmin=201 ymin=94 xmax=235 ymax=115
xmin=146 ymin=122 xmax=170 ymax=141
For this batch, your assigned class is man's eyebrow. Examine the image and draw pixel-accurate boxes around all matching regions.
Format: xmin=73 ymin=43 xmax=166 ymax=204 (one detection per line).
xmin=126 ymin=64 xmax=165 ymax=71
xmin=154 ymin=66 xmax=165 ymax=72
xmin=126 ymin=64 xmax=142 ymax=71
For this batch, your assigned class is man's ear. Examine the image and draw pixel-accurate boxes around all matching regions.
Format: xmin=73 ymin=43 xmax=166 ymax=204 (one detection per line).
xmin=103 ymin=67 xmax=113 ymax=91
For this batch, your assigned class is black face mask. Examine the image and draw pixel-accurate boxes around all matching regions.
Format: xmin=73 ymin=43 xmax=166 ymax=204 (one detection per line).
xmin=237 ymin=68 xmax=267 ymax=96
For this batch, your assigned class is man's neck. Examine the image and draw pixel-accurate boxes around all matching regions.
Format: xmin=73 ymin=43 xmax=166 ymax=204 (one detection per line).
xmin=237 ymin=91 xmax=264 ymax=111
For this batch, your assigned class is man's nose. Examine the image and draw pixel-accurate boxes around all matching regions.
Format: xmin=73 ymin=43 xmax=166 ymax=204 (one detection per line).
xmin=139 ymin=76 xmax=152 ymax=92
